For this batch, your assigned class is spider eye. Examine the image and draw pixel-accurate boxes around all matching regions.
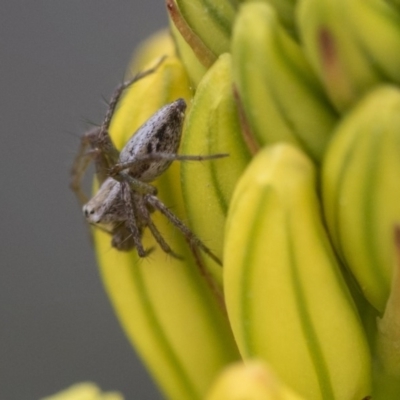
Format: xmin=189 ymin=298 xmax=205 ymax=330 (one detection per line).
xmin=83 ymin=207 xmax=95 ymax=218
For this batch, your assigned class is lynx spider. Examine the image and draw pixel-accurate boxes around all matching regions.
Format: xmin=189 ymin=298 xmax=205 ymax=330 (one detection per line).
xmin=70 ymin=58 xmax=226 ymax=265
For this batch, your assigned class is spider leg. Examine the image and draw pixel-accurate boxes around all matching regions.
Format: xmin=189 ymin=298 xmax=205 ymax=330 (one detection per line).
xmin=120 ymin=181 xmax=148 ymax=257
xmin=135 ymin=193 xmax=183 ymax=259
xmin=70 ymin=127 xmax=107 ymax=204
xmin=98 ymin=56 xmax=167 ymax=146
xmin=110 ymin=152 xmax=229 ymax=175
xmin=144 ymin=194 xmax=222 ymax=266
xmin=110 ymin=222 xmax=135 ymax=251
xmin=117 ymin=171 xmax=158 ymax=195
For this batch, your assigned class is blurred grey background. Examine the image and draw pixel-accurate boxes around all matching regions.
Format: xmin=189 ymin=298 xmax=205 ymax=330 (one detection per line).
xmin=0 ymin=1 xmax=168 ymax=399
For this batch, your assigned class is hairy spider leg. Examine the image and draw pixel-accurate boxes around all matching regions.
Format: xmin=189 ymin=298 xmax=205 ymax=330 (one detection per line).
xmin=117 ymin=171 xmax=157 ymax=195
xmin=70 ymin=128 xmax=106 ymax=204
xmin=97 ymin=56 xmax=167 ymax=164
xmin=110 ymin=152 xmax=229 ymax=176
xmin=117 ymin=172 xmax=222 ymax=263
xmin=120 ymin=181 xmax=147 ymax=257
xmin=135 ymin=193 xmax=183 ymax=260
xmin=144 ymin=194 xmax=222 ymax=266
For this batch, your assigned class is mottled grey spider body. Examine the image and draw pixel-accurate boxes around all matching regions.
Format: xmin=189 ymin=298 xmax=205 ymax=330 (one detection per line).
xmin=71 ymin=60 xmax=225 ymax=263
xmin=117 ymin=99 xmax=185 ymax=182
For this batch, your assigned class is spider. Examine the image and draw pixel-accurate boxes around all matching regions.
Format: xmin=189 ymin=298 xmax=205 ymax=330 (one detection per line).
xmin=70 ymin=58 xmax=226 ymax=265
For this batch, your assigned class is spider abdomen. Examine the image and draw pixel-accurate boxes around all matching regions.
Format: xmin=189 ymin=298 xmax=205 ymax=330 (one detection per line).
xmin=119 ymin=98 xmax=187 ymax=182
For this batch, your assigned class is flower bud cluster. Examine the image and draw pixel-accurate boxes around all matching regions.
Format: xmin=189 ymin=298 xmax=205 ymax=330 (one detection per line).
xmin=90 ymin=1 xmax=400 ymax=398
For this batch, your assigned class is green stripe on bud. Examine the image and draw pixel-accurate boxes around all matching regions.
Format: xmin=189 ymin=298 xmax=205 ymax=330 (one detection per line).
xmin=232 ymin=2 xmax=338 ymax=163
xmin=225 ymin=143 xmax=371 ymax=400
xmin=297 ymin=0 xmax=400 ymax=112
xmin=181 ymin=53 xmax=251 ymax=285
xmin=175 ymin=0 xmax=238 ymax=58
xmin=322 ymin=85 xmax=400 ymax=312
xmin=169 ymin=18 xmax=208 ymax=87
xmin=243 ymin=0 xmax=298 ymax=38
